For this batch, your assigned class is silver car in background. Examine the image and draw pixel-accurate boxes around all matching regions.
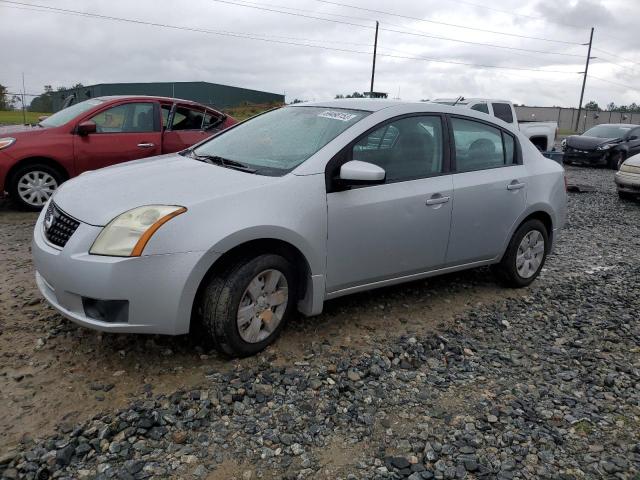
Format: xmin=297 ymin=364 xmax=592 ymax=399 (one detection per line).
xmin=615 ymin=153 xmax=640 ymax=199
xmin=32 ymin=100 xmax=567 ymax=357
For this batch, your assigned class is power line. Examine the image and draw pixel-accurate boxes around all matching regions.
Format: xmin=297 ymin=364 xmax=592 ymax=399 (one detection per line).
xmin=0 ymin=1 xmax=581 ymax=75
xmin=225 ymin=0 xmax=585 ymax=59
xmin=592 ymin=47 xmax=640 ymax=68
xmin=589 ymin=75 xmax=639 ymax=93
xmin=312 ymin=0 xmax=583 ymax=45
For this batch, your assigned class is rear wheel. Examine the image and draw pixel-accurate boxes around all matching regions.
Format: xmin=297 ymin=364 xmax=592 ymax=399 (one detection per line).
xmin=199 ymin=254 xmax=297 ymax=357
xmin=9 ymin=163 xmax=63 ymax=211
xmin=492 ymin=219 xmax=549 ymax=288
xmin=618 ymin=191 xmax=635 ymax=200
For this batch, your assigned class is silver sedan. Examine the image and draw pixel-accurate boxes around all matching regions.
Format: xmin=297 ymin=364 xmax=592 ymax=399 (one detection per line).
xmin=32 ymin=100 xmax=567 ymax=357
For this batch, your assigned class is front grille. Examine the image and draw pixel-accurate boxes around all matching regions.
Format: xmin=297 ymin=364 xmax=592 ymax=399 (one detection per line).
xmin=44 ymin=202 xmax=80 ymax=248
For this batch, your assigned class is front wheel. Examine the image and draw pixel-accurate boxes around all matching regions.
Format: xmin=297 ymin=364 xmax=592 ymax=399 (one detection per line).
xmin=492 ymin=219 xmax=549 ymax=288
xmin=9 ymin=163 xmax=62 ymax=211
xmin=608 ymin=151 xmax=626 ymax=170
xmin=199 ymin=254 xmax=297 ymax=357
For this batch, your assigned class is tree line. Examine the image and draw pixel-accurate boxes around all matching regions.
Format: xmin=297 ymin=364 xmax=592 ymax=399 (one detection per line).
xmin=0 ymin=83 xmax=84 ymax=112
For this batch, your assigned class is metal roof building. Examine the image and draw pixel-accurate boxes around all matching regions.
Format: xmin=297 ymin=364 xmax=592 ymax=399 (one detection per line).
xmin=51 ymin=81 xmax=284 ymax=111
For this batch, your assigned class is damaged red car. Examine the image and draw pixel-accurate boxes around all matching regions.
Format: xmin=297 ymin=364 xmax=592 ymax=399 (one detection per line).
xmin=0 ymin=96 xmax=237 ymax=209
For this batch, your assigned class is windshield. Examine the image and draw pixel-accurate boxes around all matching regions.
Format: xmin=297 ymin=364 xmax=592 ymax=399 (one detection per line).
xmin=583 ymin=124 xmax=633 ymax=138
xmin=40 ymin=99 xmax=105 ymax=128
xmin=192 ymin=106 xmax=370 ymax=175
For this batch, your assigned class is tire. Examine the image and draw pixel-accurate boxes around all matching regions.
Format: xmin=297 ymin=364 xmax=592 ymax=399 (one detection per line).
xmin=618 ymin=191 xmax=635 ymax=200
xmin=492 ymin=219 xmax=549 ymax=288
xmin=9 ymin=163 xmax=63 ymax=211
xmin=199 ymin=254 xmax=297 ymax=357
xmin=608 ymin=151 xmax=626 ymax=170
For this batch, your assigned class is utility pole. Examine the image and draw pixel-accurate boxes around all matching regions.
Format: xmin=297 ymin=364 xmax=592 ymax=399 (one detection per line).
xmin=369 ymin=21 xmax=379 ymax=96
xmin=575 ymin=27 xmax=594 ymax=132
xmin=21 ymin=72 xmax=26 ymax=125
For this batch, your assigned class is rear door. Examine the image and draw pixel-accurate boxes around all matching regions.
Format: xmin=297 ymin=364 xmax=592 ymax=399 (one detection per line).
xmin=162 ymin=103 xmax=210 ymax=152
xmin=446 ymin=115 xmax=526 ymax=265
xmin=73 ymin=101 xmax=162 ymax=173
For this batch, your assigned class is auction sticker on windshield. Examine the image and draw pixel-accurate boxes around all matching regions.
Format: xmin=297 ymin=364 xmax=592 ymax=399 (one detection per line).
xmin=318 ymin=110 xmax=358 ymax=122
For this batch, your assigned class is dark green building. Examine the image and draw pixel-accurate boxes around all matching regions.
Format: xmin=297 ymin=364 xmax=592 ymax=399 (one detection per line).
xmin=50 ymin=81 xmax=284 ymax=112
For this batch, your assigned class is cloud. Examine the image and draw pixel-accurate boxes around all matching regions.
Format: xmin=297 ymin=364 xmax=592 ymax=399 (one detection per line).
xmin=1 ymin=0 xmax=638 ymax=107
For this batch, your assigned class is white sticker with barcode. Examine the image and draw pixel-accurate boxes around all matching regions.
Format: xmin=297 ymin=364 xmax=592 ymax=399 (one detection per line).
xmin=318 ymin=110 xmax=357 ymax=122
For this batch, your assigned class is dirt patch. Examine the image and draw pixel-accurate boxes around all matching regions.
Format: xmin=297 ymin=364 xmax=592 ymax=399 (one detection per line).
xmin=0 ymin=199 xmax=523 ymax=452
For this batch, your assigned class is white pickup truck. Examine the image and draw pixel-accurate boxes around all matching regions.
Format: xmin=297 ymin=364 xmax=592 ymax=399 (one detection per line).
xmin=433 ymin=98 xmax=558 ymax=152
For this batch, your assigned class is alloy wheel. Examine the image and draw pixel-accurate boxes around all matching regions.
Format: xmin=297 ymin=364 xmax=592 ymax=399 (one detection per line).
xmin=17 ymin=171 xmax=58 ymax=207
xmin=236 ymin=269 xmax=289 ymax=343
xmin=515 ymin=230 xmax=545 ymax=279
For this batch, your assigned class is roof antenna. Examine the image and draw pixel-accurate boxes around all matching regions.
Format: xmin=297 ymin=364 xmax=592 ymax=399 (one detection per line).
xmin=452 ymin=96 xmax=465 ymax=106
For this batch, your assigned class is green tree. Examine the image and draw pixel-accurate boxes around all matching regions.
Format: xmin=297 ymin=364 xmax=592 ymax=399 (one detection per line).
xmin=584 ymin=100 xmax=600 ymax=111
xmin=0 ymin=84 xmax=11 ymax=110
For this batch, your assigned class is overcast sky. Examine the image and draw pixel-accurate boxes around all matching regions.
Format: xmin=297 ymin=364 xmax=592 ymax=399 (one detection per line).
xmin=1 ymin=0 xmax=638 ymax=108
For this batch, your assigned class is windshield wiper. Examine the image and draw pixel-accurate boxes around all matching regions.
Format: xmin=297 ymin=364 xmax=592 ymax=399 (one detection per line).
xmin=191 ymin=152 xmax=257 ymax=173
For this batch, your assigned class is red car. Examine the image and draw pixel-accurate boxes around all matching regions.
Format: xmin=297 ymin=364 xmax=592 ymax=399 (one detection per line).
xmin=0 ymin=96 xmax=237 ymax=209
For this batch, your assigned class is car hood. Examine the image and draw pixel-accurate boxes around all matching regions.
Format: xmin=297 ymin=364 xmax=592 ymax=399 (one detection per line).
xmin=624 ymin=153 xmax=640 ymax=168
xmin=0 ymin=124 xmax=45 ymax=135
xmin=53 ymin=154 xmax=278 ymax=226
xmin=565 ymin=135 xmax=620 ymax=150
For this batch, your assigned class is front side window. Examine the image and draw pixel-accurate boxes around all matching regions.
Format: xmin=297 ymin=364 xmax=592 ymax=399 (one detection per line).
xmin=452 ymin=117 xmax=514 ymax=172
xmin=492 ymin=103 xmax=514 ymax=123
xmin=352 ymin=116 xmax=444 ymax=182
xmin=171 ymin=106 xmax=204 ymax=130
xmin=471 ymin=103 xmax=489 ymax=114
xmin=90 ymin=102 xmax=155 ymax=133
xmin=193 ymin=106 xmax=370 ymax=175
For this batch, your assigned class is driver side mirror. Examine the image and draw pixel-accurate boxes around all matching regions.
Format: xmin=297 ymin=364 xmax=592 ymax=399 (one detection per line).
xmin=77 ymin=121 xmax=97 ymax=136
xmin=339 ymin=160 xmax=386 ymax=185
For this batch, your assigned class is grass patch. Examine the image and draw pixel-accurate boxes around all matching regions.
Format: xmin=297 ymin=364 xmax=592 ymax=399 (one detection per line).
xmin=558 ymin=128 xmax=577 ymax=136
xmin=224 ymin=103 xmax=283 ymax=122
xmin=573 ymin=420 xmax=593 ymax=436
xmin=0 ymin=110 xmax=49 ymax=126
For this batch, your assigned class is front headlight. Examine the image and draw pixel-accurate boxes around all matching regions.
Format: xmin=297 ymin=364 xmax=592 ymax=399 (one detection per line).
xmin=596 ymin=144 xmax=613 ymax=151
xmin=90 ymin=205 xmax=186 ymax=257
xmin=0 ymin=137 xmax=16 ymax=150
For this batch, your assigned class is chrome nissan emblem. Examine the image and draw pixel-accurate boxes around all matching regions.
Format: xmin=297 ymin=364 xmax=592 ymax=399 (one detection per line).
xmin=44 ymin=212 xmax=54 ymax=231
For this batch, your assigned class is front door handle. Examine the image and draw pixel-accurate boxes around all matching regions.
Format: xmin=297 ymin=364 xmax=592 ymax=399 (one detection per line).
xmin=426 ymin=194 xmax=450 ymax=206
xmin=137 ymin=142 xmax=155 ymax=149
xmin=507 ymin=181 xmax=525 ymax=190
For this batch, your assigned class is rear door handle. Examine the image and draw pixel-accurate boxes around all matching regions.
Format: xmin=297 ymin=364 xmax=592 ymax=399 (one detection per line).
xmin=426 ymin=195 xmax=450 ymax=206
xmin=137 ymin=143 xmax=155 ymax=148
xmin=507 ymin=182 xmax=525 ymax=190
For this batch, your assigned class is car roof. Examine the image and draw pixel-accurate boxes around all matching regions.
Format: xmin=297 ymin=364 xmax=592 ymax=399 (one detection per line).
xmin=94 ymin=95 xmax=209 ymax=106
xmin=432 ymin=98 xmax=512 ymax=104
xmin=292 ymin=99 xmax=408 ymax=112
xmin=589 ymin=123 xmax=640 ymax=128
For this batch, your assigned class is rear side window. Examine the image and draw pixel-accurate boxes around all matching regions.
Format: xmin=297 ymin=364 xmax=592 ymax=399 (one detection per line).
xmin=470 ymin=103 xmax=489 ymax=114
xmin=203 ymin=111 xmax=224 ymax=130
xmin=171 ymin=106 xmax=205 ymax=130
xmin=492 ymin=103 xmax=514 ymax=123
xmin=452 ymin=118 xmax=515 ymax=172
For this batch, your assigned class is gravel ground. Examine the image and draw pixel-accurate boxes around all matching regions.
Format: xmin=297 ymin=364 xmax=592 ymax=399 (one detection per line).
xmin=1 ymin=166 xmax=639 ymax=480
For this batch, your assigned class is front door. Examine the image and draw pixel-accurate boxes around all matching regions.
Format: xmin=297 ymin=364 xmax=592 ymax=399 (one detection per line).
xmin=446 ymin=116 xmax=526 ymax=265
xmin=73 ymin=101 xmax=161 ymax=173
xmin=326 ymin=115 xmax=453 ymax=293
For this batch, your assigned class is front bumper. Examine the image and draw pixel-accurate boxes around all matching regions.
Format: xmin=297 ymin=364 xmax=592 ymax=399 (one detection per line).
xmin=563 ymin=149 xmax=609 ymax=165
xmin=32 ymin=205 xmax=210 ymax=335
xmin=615 ymin=171 xmax=640 ymax=193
